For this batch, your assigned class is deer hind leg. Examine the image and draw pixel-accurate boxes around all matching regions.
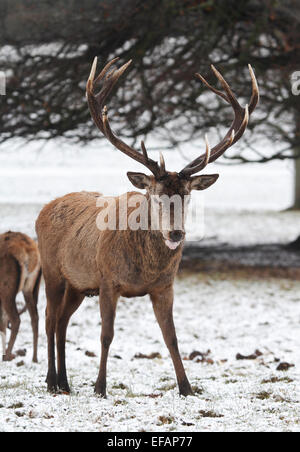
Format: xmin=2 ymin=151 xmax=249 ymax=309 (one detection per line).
xmin=95 ymin=284 xmax=119 ymax=397
xmin=45 ymin=279 xmax=65 ymax=392
xmin=150 ymin=287 xmax=193 ymax=397
xmin=56 ymin=283 xmax=84 ymax=393
xmin=23 ymin=269 xmax=42 ymax=363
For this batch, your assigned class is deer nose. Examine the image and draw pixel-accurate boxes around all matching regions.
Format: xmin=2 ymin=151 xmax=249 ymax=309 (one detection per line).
xmin=169 ymin=230 xmax=185 ymax=242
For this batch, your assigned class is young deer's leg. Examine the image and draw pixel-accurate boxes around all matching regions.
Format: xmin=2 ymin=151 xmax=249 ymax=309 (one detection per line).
xmin=18 ymin=305 xmax=27 ymax=315
xmin=26 ymin=269 xmax=42 ymax=363
xmin=3 ymin=296 xmax=20 ymax=362
xmin=23 ymin=273 xmax=41 ymax=363
xmin=56 ymin=283 xmax=84 ymax=393
xmin=0 ymin=302 xmax=7 ymax=359
xmin=150 ymin=287 xmax=193 ymax=397
xmin=45 ymin=281 xmax=65 ymax=392
xmin=1 ymin=329 xmax=6 ymax=359
xmin=95 ymin=284 xmax=118 ymax=397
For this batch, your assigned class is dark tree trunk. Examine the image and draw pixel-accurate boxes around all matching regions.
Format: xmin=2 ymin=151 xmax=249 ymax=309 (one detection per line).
xmin=293 ymin=156 xmax=300 ymax=209
xmin=293 ymin=114 xmax=300 ymax=208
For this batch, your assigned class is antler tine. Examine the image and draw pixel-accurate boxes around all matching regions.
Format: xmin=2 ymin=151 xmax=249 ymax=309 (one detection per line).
xmin=86 ymin=58 xmax=122 ymax=135
xmin=87 ymin=58 xmax=161 ymax=177
xmin=233 ymin=104 xmax=249 ymax=143
xmin=179 ymin=134 xmax=211 ymax=176
xmin=203 ymin=134 xmax=211 ymax=168
xmin=88 ymin=56 xmax=98 ymax=85
xmin=207 ymin=105 xmax=250 ymax=164
xmin=159 ymin=152 xmax=166 ymax=175
xmin=180 ymin=64 xmax=259 ymax=176
xmin=248 ymin=64 xmax=259 ymax=114
xmin=195 ymin=73 xmax=229 ymax=103
xmin=141 ymin=141 xmax=149 ymax=161
xmin=87 ymin=57 xmax=118 ymax=86
xmin=94 ymin=58 xmax=120 ymax=85
xmin=210 ymin=65 xmax=242 ymax=112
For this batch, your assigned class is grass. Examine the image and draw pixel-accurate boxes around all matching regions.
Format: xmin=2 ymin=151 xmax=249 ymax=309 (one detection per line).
xmin=158 ymin=415 xmax=175 ymax=425
xmin=198 ymin=410 xmax=224 ymax=418
xmin=261 ymin=376 xmax=294 ymax=384
xmin=256 ymin=391 xmax=272 ymax=400
xmin=7 ymin=402 xmax=24 ymax=409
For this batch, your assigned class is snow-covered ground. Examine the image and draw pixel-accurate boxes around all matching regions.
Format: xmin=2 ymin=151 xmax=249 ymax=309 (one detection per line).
xmin=0 ymin=273 xmax=299 ymax=432
xmin=0 ymin=143 xmax=300 ymax=432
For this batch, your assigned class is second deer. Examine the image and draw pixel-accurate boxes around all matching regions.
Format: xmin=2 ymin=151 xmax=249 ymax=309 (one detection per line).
xmin=0 ymin=231 xmax=42 ymax=362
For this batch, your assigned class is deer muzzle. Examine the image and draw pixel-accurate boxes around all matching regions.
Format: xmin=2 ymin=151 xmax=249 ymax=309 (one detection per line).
xmin=165 ymin=230 xmax=185 ymax=250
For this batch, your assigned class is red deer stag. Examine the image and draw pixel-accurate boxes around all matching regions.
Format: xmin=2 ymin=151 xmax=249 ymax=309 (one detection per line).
xmin=0 ymin=231 xmax=42 ymax=362
xmin=36 ymin=58 xmax=259 ymax=396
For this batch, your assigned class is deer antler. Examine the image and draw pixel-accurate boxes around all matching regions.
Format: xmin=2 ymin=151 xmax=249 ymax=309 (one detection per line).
xmin=86 ymin=57 xmax=165 ymax=178
xmin=179 ymin=64 xmax=259 ymax=177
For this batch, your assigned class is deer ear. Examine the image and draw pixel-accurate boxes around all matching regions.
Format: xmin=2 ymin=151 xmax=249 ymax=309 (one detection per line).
xmin=127 ymin=172 xmax=152 ymax=189
xmin=190 ymin=174 xmax=219 ymax=191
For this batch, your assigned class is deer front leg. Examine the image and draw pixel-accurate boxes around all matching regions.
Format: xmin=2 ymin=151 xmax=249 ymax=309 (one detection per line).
xmin=95 ymin=284 xmax=118 ymax=398
xmin=150 ymin=286 xmax=193 ymax=397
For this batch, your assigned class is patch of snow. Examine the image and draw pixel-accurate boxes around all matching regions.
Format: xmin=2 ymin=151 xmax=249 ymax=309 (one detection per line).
xmin=0 ymin=273 xmax=299 ymax=432
xmin=0 ymin=140 xmax=294 ymax=210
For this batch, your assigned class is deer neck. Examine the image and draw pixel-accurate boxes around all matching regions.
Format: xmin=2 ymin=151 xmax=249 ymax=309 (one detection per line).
xmin=132 ymin=191 xmax=184 ymax=263
xmin=131 ymin=228 xmax=183 ymax=280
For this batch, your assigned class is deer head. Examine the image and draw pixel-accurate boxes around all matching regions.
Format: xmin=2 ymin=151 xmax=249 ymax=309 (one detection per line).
xmin=86 ymin=58 xmax=259 ymax=250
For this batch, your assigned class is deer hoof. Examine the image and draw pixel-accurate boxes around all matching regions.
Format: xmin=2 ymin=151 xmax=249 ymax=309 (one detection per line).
xmin=3 ymin=353 xmax=16 ymax=362
xmin=57 ymin=379 xmax=71 ymax=394
xmin=179 ymin=381 xmax=194 ymax=397
xmin=46 ymin=372 xmax=58 ymax=393
xmin=94 ymin=382 xmax=107 ymax=398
